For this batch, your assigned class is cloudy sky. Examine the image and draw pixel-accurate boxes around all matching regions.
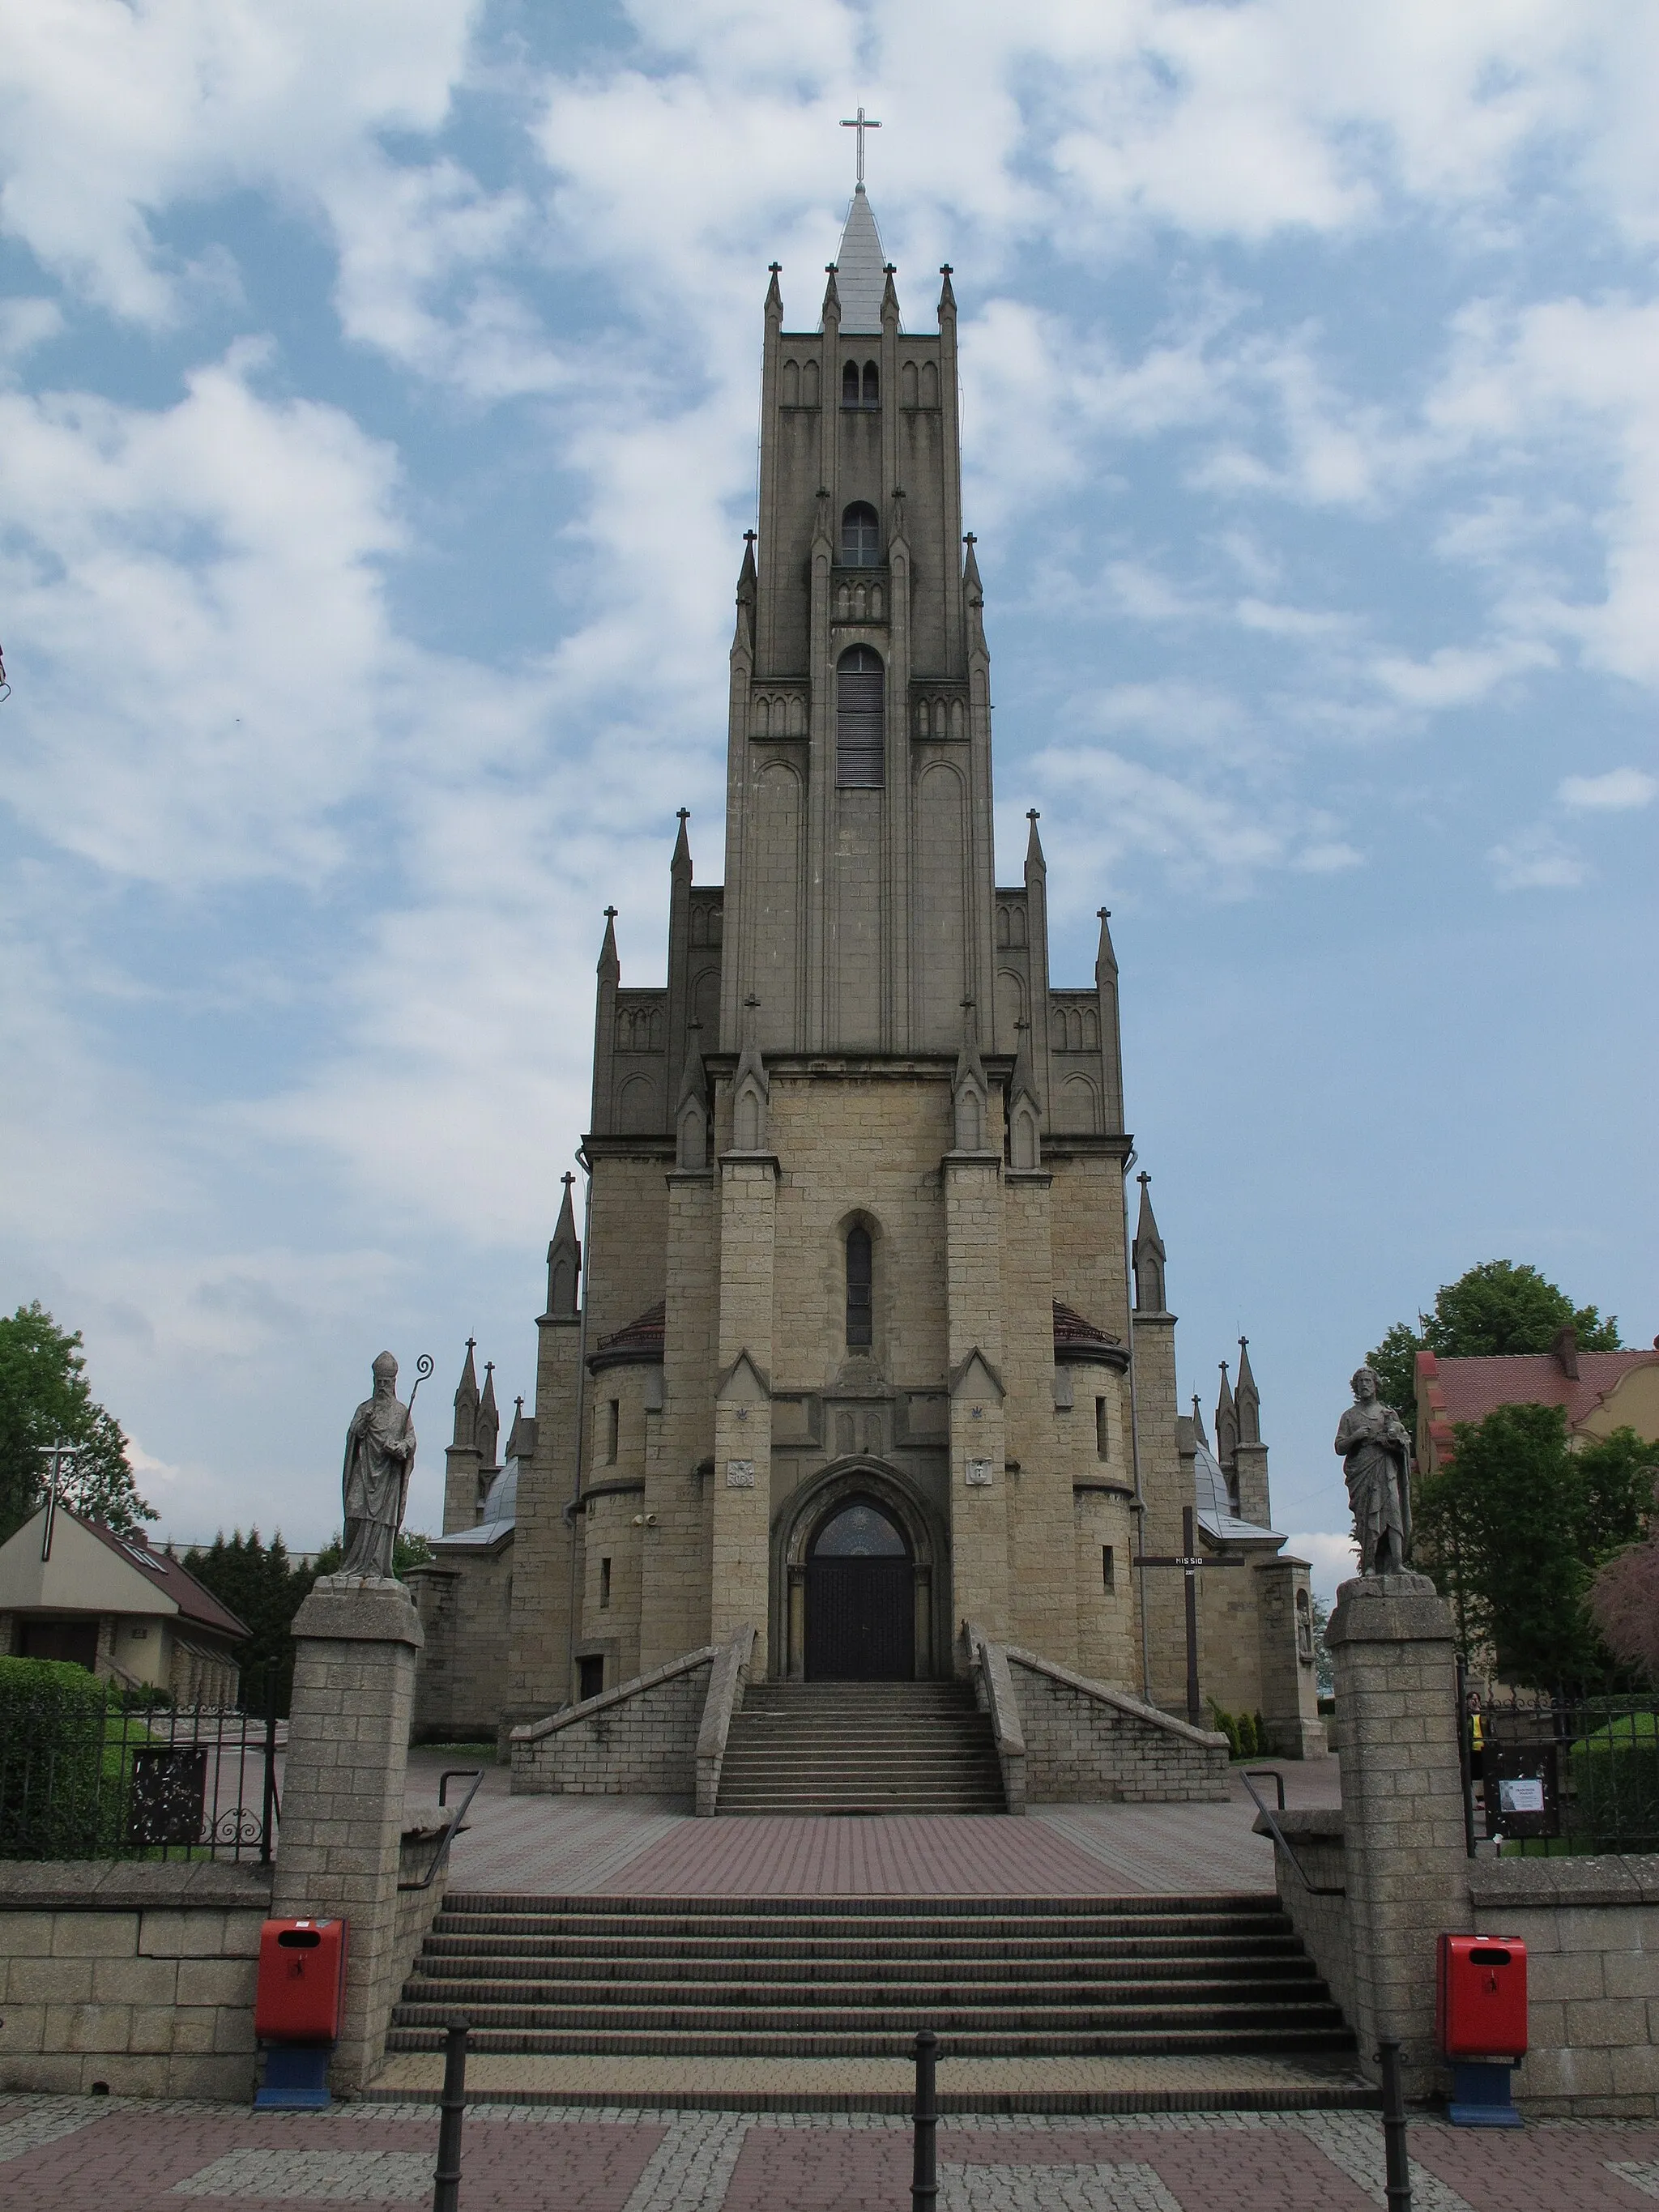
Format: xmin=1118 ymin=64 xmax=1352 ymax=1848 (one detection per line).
xmin=2 ymin=1 xmax=1655 ymax=1601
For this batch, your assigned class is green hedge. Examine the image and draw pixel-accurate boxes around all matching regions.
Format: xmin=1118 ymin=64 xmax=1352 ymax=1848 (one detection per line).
xmin=0 ymin=1657 xmax=114 ymax=1860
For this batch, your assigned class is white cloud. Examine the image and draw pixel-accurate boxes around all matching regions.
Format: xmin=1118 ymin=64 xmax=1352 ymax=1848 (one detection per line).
xmin=1488 ymin=826 xmax=1588 ymax=892
xmin=1559 ymin=766 xmax=1657 ymax=812
xmin=1286 ymin=1530 xmax=1359 ymax=1607
xmin=1370 ymin=638 xmax=1556 ymax=710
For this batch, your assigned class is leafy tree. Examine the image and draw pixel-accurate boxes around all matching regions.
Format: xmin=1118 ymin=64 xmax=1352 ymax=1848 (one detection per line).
xmin=1415 ymin=1407 xmax=1650 ymax=1686
xmin=1590 ymin=1467 xmax=1659 ymax=1681
xmin=0 ymin=1303 xmax=155 ymax=1545
xmin=1367 ymin=1261 xmax=1622 ymax=1445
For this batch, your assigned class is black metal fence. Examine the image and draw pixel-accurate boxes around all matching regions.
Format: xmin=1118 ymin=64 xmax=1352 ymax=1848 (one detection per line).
xmin=1459 ymin=1664 xmax=1659 ymax=1856
xmin=0 ymin=1672 xmax=281 ymax=1865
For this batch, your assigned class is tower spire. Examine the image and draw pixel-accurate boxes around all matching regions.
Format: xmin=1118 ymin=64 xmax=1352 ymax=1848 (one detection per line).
xmin=1215 ymin=1359 xmax=1239 ymax=1468
xmin=1132 ymin=1170 xmax=1167 ymax=1314
xmin=1235 ymin=1336 xmax=1261 ymax=1447
xmin=544 ymin=1170 xmax=581 ymax=1320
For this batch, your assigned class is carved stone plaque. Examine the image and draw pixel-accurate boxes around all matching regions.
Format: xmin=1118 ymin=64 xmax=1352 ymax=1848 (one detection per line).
xmin=964 ymin=1458 xmax=993 ymax=1486
xmin=725 ymin=1460 xmax=757 ymax=1488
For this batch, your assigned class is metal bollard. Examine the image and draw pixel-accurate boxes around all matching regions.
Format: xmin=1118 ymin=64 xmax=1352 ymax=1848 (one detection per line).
xmin=1377 ymin=2039 xmax=1412 ymax=2212
xmin=911 ymin=2027 xmax=938 ymax=2212
xmin=433 ymin=2017 xmax=469 ymax=2212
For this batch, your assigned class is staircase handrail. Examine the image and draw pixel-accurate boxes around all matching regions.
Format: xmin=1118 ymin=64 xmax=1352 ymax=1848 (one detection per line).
xmin=695 ymin=1623 xmax=757 ymax=1816
xmin=1240 ymin=1770 xmax=1347 ymax=1897
xmin=963 ymin=1621 xmax=1027 ymax=1814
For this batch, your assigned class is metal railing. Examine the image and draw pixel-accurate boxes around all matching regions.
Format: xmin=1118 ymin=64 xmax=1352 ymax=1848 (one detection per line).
xmin=0 ymin=1670 xmax=280 ymax=1865
xmin=399 ymin=1767 xmax=484 ymax=1892
xmin=1237 ymin=1766 xmax=1346 ymax=1895
xmin=1459 ymin=1670 xmax=1659 ymax=1856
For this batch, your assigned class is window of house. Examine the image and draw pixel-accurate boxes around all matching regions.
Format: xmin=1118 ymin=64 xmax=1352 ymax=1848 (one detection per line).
xmin=605 ymin=1399 xmax=620 ymax=1464
xmin=841 ymin=501 xmax=880 ymax=566
xmin=846 ymin=1224 xmax=873 ymax=1348
xmin=599 ymin=1557 xmax=612 ymax=1609
xmin=836 ymin=646 xmax=885 ymax=787
xmin=1095 ymin=1396 xmax=1109 ymax=1460
xmin=1102 ymin=1545 xmax=1115 ymax=1592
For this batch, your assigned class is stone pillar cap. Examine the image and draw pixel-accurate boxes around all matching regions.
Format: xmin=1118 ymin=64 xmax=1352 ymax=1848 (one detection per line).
xmin=1326 ymin=1571 xmax=1452 ymax=1647
xmin=292 ymin=1575 xmax=425 ymax=1648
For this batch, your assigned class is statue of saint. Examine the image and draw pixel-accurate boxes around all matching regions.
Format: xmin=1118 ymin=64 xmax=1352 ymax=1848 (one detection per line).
xmin=1335 ymin=1365 xmax=1414 ymax=1575
xmin=339 ymin=1351 xmax=416 ymax=1579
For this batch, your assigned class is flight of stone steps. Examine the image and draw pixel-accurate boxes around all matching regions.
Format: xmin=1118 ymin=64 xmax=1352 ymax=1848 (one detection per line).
xmin=385 ymin=1893 xmax=1358 ymax=2067
xmin=714 ymin=1679 xmax=1008 ymax=1814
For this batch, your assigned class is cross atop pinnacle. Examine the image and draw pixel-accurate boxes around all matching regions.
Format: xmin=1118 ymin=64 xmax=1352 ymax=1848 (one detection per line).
xmin=840 ymin=104 xmax=881 ymax=187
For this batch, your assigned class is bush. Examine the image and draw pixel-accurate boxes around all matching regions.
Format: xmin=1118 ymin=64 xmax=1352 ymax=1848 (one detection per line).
xmin=0 ymin=1657 xmax=112 ymax=1860
xmin=1568 ymin=1711 xmax=1659 ymax=1853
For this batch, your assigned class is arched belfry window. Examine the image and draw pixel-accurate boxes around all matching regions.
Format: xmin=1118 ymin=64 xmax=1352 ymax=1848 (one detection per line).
xmin=841 ymin=502 xmax=880 ymax=567
xmin=836 ymin=646 xmax=885 ymax=787
xmin=842 ymin=359 xmax=860 ymax=407
xmin=845 ymin=1225 xmax=873 ymax=1348
xmin=862 ymin=360 xmax=879 ymax=407
xmin=842 ymin=360 xmax=880 ymax=409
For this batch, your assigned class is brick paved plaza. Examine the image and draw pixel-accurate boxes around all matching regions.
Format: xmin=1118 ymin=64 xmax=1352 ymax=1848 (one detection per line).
xmin=6 ymin=2093 xmax=1659 ymax=2210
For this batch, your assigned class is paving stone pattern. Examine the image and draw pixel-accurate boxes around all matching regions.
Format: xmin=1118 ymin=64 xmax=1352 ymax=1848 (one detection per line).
xmin=8 ymin=2095 xmax=1659 ymax=2210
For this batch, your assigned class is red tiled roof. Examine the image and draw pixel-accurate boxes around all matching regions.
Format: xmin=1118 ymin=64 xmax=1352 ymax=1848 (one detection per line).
xmin=77 ymin=1515 xmax=249 ymax=1641
xmin=1418 ymin=1345 xmax=1659 ymax=1467
xmin=589 ymin=1301 xmax=666 ymax=1372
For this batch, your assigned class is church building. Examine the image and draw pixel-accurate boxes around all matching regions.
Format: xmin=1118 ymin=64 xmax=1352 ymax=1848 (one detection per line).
xmin=409 ymin=181 xmax=1321 ymax=1770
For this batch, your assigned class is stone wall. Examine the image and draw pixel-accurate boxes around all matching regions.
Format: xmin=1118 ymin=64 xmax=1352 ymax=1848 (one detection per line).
xmin=408 ymin=1542 xmax=513 ymax=1745
xmin=1469 ymin=1855 xmax=1659 ymax=2118
xmin=511 ymin=1646 xmax=715 ymax=1796
xmin=1005 ymin=1646 xmax=1230 ymax=1803
xmin=0 ymin=1858 xmax=271 ymax=2098
xmin=1257 ymin=1815 xmax=1659 ymax=2116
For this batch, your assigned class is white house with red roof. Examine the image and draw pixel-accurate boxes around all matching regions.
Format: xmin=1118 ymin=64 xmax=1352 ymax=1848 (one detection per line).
xmin=0 ymin=1507 xmax=247 ymax=1706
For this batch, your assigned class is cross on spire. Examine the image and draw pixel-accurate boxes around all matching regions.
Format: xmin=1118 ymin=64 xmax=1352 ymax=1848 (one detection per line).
xmin=840 ymin=104 xmax=881 ymax=186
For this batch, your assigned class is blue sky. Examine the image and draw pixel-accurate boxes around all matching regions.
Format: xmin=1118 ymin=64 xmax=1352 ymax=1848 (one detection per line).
xmin=2 ymin=1 xmax=1654 ymax=1604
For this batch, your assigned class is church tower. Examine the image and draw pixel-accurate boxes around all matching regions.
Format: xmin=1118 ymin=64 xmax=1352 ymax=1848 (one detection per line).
xmin=413 ymin=171 xmax=1320 ymax=1763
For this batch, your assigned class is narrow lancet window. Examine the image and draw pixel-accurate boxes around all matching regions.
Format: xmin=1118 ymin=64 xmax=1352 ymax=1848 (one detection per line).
xmin=842 ymin=359 xmax=860 ymax=407
xmin=862 ymin=360 xmax=879 ymax=407
xmin=846 ymin=1225 xmax=873 ymax=1349
xmin=836 ymin=646 xmax=885 ymax=786
xmin=841 ymin=502 xmax=880 ymax=566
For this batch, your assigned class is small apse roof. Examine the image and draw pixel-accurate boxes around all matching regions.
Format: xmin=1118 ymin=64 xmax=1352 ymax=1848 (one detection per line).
xmin=834 ymin=187 xmax=889 ymax=335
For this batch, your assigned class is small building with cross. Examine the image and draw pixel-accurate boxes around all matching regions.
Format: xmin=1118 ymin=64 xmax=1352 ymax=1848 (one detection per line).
xmin=409 ymin=173 xmax=1320 ymax=1771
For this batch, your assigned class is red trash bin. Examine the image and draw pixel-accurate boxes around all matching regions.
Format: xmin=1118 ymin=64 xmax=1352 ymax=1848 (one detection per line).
xmin=1437 ymin=1933 xmax=1528 ymax=2061
xmin=255 ymin=1919 xmax=348 ymax=2046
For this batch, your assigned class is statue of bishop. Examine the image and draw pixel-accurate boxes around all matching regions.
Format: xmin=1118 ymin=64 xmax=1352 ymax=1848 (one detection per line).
xmin=339 ymin=1351 xmax=416 ymax=1579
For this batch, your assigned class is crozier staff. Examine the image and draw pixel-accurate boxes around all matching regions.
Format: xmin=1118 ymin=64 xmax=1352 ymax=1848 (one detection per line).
xmin=1335 ymin=1363 xmax=1414 ymax=1575
xmin=339 ymin=1350 xmax=417 ymax=1579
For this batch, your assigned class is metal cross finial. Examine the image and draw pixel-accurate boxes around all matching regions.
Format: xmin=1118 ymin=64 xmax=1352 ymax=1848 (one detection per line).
xmin=603 ymin=906 xmax=617 ymax=920
xmin=1137 ymin=1170 xmax=1150 ymax=1188
xmin=676 ymin=807 xmax=689 ymax=824
xmin=840 ymin=105 xmax=881 ymax=186
xmin=1027 ymin=808 xmax=1040 ymax=823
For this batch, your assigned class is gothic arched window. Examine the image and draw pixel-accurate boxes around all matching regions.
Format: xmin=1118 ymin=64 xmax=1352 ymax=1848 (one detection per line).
xmin=846 ymin=1225 xmax=873 ymax=1349
xmin=842 ymin=359 xmax=860 ymax=407
xmin=836 ymin=646 xmax=885 ymax=787
xmin=862 ymin=360 xmax=879 ymax=407
xmin=841 ymin=502 xmax=880 ymax=566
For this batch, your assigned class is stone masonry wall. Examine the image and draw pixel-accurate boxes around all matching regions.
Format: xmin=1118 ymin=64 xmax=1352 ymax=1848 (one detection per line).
xmin=512 ymin=1648 xmax=714 ymax=1796
xmin=0 ymin=1859 xmax=271 ymax=2099
xmin=1007 ymin=1647 xmax=1229 ymax=1803
xmin=1469 ymin=1855 xmax=1659 ymax=2118
xmin=1261 ymin=1817 xmax=1659 ymax=2118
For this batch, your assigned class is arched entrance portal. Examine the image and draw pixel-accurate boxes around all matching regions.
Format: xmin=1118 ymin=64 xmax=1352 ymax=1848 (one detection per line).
xmin=804 ymin=1497 xmax=915 ymax=1680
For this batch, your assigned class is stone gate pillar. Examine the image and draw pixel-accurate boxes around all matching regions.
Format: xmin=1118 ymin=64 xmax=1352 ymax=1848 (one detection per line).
xmin=1327 ymin=1571 xmax=1468 ymax=2097
xmin=272 ymin=1575 xmax=422 ymax=2092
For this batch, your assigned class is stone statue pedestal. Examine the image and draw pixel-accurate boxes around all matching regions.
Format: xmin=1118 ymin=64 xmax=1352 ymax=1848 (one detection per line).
xmin=1328 ymin=1571 xmax=1468 ymax=2099
xmin=271 ymin=1575 xmax=423 ymax=2092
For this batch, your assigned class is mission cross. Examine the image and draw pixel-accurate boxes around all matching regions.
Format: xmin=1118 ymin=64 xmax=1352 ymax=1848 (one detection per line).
xmin=1139 ymin=1505 xmax=1245 ymax=1726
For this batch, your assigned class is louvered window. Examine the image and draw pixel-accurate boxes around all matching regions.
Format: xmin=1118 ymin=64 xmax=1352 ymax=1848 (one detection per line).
xmin=836 ymin=646 xmax=885 ymax=787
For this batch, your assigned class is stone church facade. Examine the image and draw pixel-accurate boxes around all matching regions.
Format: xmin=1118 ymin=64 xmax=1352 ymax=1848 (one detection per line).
xmin=410 ymin=185 xmax=1321 ymax=1764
